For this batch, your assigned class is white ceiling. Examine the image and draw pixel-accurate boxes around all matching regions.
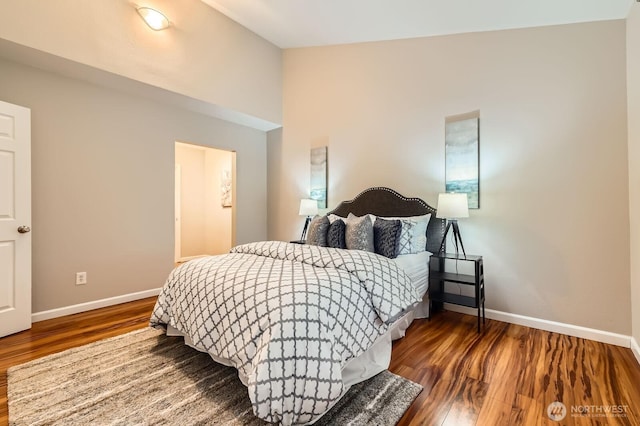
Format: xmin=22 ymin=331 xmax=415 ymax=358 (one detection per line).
xmin=202 ymin=0 xmax=634 ymax=48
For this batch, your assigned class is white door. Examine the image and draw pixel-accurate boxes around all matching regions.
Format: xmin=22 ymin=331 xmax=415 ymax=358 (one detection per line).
xmin=0 ymin=100 xmax=31 ymax=337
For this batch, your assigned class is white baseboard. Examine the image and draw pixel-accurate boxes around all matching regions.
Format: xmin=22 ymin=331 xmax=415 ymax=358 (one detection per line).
xmin=32 ymin=288 xmax=161 ymax=323
xmin=632 ymin=337 xmax=640 ymax=366
xmin=28 ymin=289 xmax=639 ymax=361
xmin=443 ymin=303 xmax=631 ymax=348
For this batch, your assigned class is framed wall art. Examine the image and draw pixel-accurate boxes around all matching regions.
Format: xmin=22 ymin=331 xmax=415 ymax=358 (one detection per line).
xmin=221 ymin=170 xmax=232 ymax=207
xmin=445 ymin=111 xmax=480 ymax=209
xmin=310 ymin=146 xmax=327 ymax=209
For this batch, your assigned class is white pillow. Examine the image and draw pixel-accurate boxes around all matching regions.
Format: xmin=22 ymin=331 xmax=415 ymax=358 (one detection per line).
xmin=327 ymin=213 xmax=344 ymax=223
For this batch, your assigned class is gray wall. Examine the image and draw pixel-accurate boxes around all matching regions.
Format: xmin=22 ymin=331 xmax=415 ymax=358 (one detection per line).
xmin=271 ymin=20 xmax=631 ymax=334
xmin=628 ymin=5 xmax=640 ymax=349
xmin=0 ymin=58 xmax=267 ymax=313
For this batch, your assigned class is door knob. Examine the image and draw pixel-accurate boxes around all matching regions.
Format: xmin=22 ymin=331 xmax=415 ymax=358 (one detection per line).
xmin=17 ymin=226 xmax=31 ymax=234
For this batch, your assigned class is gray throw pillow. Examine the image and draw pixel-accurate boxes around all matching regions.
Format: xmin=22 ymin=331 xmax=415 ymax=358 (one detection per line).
xmin=306 ymin=215 xmax=330 ymax=246
xmin=373 ymin=218 xmax=401 ymax=258
xmin=345 ymin=214 xmax=374 ymax=252
xmin=327 ymin=219 xmax=346 ymax=249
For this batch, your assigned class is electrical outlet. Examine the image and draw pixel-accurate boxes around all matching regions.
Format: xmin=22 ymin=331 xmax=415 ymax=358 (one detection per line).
xmin=76 ymin=272 xmax=87 ymax=285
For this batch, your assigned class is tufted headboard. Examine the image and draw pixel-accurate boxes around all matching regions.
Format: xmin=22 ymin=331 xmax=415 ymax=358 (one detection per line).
xmin=327 ymin=187 xmax=445 ymax=254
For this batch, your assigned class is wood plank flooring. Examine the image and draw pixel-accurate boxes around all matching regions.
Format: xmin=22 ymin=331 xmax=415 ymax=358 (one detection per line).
xmin=1 ymin=298 xmax=639 ymax=425
xmin=391 ymin=312 xmax=640 ymax=426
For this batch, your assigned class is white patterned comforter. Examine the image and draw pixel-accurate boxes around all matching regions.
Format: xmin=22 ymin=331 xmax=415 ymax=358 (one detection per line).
xmin=150 ymin=241 xmax=419 ymax=425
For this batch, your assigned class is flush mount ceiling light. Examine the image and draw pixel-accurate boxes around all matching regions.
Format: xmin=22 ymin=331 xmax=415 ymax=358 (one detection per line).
xmin=136 ymin=6 xmax=170 ymax=31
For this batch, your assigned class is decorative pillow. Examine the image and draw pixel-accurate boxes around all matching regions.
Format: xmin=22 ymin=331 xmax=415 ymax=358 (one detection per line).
xmin=327 ymin=219 xmax=347 ymax=249
xmin=411 ymin=218 xmax=430 ymax=253
xmin=396 ymin=219 xmax=416 ymax=255
xmin=373 ymin=218 xmax=402 ymax=258
xmin=306 ymin=215 xmax=330 ymax=246
xmin=382 ymin=213 xmax=431 ymax=254
xmin=345 ymin=213 xmax=375 ymax=252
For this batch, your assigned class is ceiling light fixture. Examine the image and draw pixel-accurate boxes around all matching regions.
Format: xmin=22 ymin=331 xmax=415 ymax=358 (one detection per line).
xmin=136 ymin=6 xmax=170 ymax=31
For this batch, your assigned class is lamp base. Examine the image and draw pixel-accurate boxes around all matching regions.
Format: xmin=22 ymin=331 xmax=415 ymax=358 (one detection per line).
xmin=438 ymin=220 xmax=466 ymax=257
xmin=300 ymin=216 xmax=312 ymax=242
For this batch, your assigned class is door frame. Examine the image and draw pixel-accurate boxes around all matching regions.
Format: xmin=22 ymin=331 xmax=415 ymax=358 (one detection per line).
xmin=174 ymin=142 xmax=236 ymax=262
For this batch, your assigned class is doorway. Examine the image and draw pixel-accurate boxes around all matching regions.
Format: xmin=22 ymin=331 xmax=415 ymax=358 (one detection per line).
xmin=174 ymin=142 xmax=236 ymax=263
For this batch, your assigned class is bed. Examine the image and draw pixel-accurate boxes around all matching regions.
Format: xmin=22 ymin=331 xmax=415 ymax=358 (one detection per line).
xmin=150 ymin=187 xmax=445 ymax=425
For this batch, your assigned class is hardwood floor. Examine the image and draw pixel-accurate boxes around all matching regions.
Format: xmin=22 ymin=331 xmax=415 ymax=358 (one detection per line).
xmin=1 ymin=299 xmax=639 ymax=425
xmin=391 ymin=312 xmax=640 ymax=426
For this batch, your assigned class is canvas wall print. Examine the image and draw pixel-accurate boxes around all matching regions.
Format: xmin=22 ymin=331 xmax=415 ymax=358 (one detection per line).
xmin=221 ymin=170 xmax=232 ymax=207
xmin=445 ymin=112 xmax=479 ymax=208
xmin=310 ymin=146 xmax=327 ymax=209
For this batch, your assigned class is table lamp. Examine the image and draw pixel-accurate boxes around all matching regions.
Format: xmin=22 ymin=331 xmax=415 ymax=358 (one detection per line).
xmin=436 ymin=193 xmax=469 ymax=256
xmin=299 ymin=199 xmax=318 ymax=241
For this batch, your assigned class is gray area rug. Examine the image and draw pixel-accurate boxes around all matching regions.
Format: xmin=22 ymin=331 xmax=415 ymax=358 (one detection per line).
xmin=8 ymin=328 xmax=421 ymax=425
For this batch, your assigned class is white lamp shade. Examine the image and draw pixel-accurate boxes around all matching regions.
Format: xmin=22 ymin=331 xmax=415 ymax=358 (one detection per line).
xmin=137 ymin=7 xmax=170 ymax=30
xmin=299 ymin=199 xmax=318 ymax=216
xmin=436 ymin=193 xmax=469 ymax=219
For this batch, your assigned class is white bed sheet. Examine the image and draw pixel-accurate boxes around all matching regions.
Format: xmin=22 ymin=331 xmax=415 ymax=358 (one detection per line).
xmin=394 ymin=251 xmax=431 ymax=297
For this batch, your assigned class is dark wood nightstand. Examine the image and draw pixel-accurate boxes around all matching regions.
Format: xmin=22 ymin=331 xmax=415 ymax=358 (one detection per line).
xmin=429 ymin=252 xmax=485 ymax=332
